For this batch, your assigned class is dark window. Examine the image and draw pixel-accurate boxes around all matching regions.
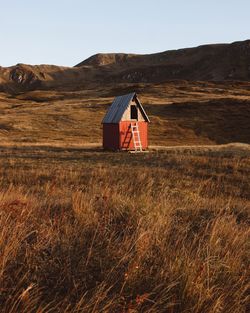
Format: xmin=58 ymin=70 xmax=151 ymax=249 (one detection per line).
xmin=130 ymin=105 xmax=138 ymax=120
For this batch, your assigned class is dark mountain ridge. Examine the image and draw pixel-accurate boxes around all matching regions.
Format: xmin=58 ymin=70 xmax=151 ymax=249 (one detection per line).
xmin=0 ymin=40 xmax=250 ymax=93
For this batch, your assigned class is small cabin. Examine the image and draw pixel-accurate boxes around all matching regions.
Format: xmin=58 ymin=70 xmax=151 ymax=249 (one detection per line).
xmin=102 ymin=92 xmax=150 ymax=151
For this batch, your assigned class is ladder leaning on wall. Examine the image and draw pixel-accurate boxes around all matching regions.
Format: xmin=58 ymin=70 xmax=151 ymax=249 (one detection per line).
xmin=130 ymin=122 xmax=142 ymax=152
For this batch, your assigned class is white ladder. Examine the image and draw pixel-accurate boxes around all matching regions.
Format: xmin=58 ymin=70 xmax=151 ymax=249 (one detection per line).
xmin=130 ymin=122 xmax=142 ymax=152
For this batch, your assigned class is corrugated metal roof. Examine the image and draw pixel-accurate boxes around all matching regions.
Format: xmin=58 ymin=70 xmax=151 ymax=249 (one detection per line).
xmin=102 ymin=92 xmax=150 ymax=123
xmin=102 ymin=93 xmax=135 ymax=123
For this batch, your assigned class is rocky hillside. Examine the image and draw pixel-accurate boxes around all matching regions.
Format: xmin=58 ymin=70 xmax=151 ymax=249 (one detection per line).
xmin=0 ymin=40 xmax=250 ymax=93
xmin=76 ymin=40 xmax=250 ymax=81
xmin=0 ymin=64 xmax=83 ymax=93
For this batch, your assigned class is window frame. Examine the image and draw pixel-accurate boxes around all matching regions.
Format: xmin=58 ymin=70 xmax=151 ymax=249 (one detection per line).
xmin=130 ymin=105 xmax=138 ymax=120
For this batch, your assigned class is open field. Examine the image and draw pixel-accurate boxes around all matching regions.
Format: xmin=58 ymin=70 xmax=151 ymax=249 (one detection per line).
xmin=0 ymin=145 xmax=249 ymax=312
xmin=0 ymin=57 xmax=250 ymax=312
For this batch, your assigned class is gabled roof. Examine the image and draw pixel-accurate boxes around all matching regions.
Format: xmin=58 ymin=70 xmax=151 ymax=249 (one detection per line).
xmin=102 ymin=92 xmax=150 ymax=123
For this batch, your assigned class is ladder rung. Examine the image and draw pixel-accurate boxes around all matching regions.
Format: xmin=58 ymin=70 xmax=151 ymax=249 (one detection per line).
xmin=130 ymin=122 xmax=142 ymax=152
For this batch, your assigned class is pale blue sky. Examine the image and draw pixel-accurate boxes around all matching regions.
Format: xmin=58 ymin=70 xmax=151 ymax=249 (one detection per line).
xmin=0 ymin=0 xmax=249 ymax=67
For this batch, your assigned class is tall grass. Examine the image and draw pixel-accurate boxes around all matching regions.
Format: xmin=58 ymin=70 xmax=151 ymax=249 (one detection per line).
xmin=0 ymin=149 xmax=249 ymax=312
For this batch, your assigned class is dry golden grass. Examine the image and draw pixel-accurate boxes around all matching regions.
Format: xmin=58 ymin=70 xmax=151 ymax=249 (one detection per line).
xmin=0 ymin=146 xmax=249 ymax=312
xmin=0 ymin=81 xmax=250 ymax=146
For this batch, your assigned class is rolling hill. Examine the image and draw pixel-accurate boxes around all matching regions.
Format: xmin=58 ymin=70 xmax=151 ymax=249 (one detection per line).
xmin=76 ymin=40 xmax=250 ymax=82
xmin=0 ymin=40 xmax=250 ymax=94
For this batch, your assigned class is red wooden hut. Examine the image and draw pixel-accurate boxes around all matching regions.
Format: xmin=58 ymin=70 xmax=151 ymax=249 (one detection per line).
xmin=102 ymin=93 xmax=150 ymax=151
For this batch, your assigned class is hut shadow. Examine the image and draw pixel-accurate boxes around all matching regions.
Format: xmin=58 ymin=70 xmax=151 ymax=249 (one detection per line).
xmin=120 ymin=129 xmax=132 ymax=150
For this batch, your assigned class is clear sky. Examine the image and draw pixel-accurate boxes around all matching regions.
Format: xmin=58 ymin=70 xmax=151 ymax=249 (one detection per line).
xmin=1 ymin=0 xmax=249 ymax=67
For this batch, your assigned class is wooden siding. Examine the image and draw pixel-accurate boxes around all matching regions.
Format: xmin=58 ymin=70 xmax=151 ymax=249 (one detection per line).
xmin=121 ymin=99 xmax=145 ymax=122
xmin=119 ymin=121 xmax=148 ymax=150
xmin=103 ymin=123 xmax=120 ymax=150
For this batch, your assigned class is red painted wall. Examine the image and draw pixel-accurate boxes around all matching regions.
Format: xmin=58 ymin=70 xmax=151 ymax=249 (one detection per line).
xmin=103 ymin=122 xmax=148 ymax=151
xmin=119 ymin=121 xmax=148 ymax=150
xmin=103 ymin=124 xmax=120 ymax=150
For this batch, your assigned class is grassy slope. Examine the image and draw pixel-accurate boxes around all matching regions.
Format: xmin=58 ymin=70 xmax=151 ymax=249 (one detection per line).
xmin=0 ymin=81 xmax=250 ymax=146
xmin=0 ymin=146 xmax=249 ymax=312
